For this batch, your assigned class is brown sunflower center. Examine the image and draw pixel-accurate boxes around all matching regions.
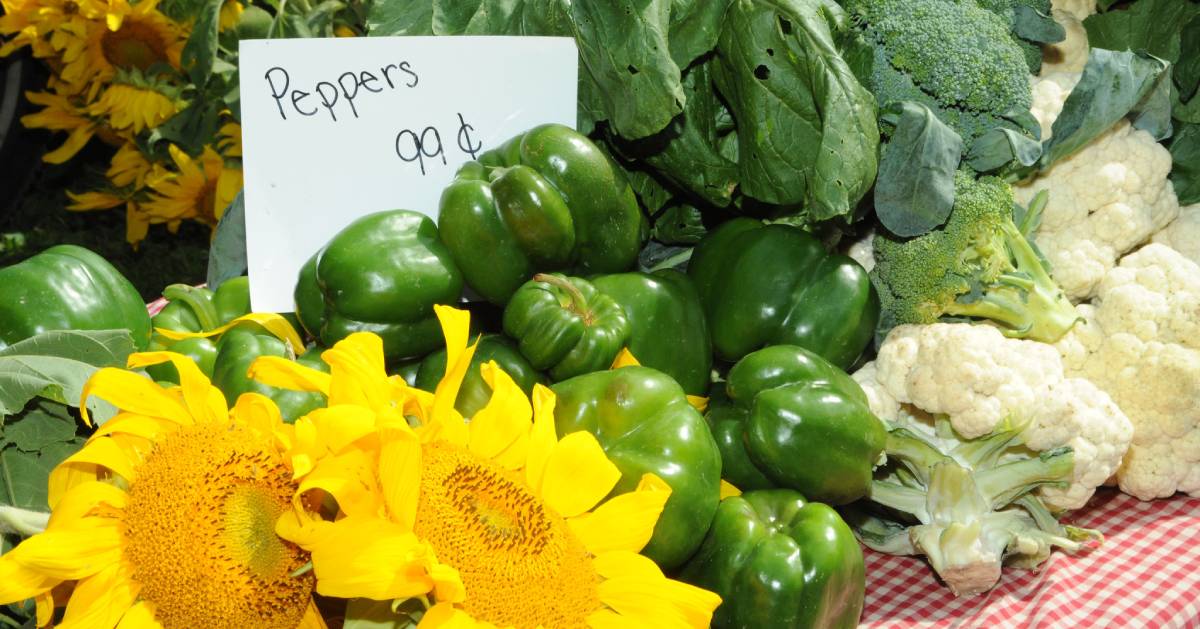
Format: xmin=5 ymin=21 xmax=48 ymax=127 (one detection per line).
xmin=120 ymin=423 xmax=314 ymax=629
xmin=412 ymin=441 xmax=601 ymax=629
xmin=101 ymin=20 xmax=169 ymax=70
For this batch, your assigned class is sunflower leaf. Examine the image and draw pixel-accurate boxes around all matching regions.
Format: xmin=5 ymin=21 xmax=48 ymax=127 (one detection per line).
xmin=207 ymin=190 xmax=248 ymax=290
xmin=181 ymin=0 xmax=223 ymax=88
xmin=0 ymin=329 xmax=133 ymax=424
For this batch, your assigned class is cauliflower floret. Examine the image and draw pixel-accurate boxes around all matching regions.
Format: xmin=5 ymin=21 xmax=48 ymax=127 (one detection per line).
xmin=1053 ymin=244 xmax=1200 ymax=499
xmin=1013 ymin=73 xmax=1181 ymax=301
xmin=856 ymin=323 xmax=1133 ymax=510
xmin=1152 ymin=203 xmax=1200 ymax=267
xmin=1041 ymin=0 xmax=1095 ymax=74
xmin=846 ymin=227 xmax=876 ymax=273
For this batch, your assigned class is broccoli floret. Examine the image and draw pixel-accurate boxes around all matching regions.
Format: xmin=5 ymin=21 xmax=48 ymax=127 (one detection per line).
xmin=974 ymin=0 xmax=1063 ymax=73
xmin=871 ymin=172 xmax=1078 ymax=343
xmin=848 ymin=0 xmax=1034 ymax=144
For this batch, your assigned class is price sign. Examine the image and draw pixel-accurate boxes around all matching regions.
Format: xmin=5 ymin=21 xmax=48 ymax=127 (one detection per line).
xmin=238 ymin=36 xmax=578 ymax=311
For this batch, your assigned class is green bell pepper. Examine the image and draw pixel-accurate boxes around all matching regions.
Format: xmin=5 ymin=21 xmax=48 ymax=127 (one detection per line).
xmin=688 ymin=218 xmax=878 ymax=369
xmin=502 ymin=273 xmax=631 ymax=381
xmin=294 ymin=210 xmax=463 ymax=361
xmin=712 ymin=345 xmax=886 ymax=505
xmin=591 ymin=270 xmax=713 ymax=396
xmin=414 ymin=334 xmax=545 ymax=417
xmin=438 ymin=124 xmax=646 ymax=305
xmin=0 ymin=244 xmax=151 ymax=350
xmin=679 ymin=489 xmax=865 ymax=629
xmin=552 ymin=365 xmax=722 ymax=569
xmin=146 ymin=278 xmax=253 ymax=383
xmin=211 ymin=327 xmax=330 ymax=422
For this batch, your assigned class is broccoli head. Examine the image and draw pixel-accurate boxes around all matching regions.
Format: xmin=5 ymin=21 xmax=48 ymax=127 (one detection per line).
xmin=848 ymin=0 xmax=1034 ymax=144
xmin=871 ymin=171 xmax=1079 ymax=343
xmin=974 ymin=0 xmax=1064 ymax=73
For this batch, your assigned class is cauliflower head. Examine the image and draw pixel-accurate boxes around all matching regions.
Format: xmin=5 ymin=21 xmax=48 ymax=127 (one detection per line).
xmin=854 ymin=323 xmax=1133 ymax=510
xmin=1054 ymin=244 xmax=1200 ymax=499
xmin=1040 ymin=0 xmax=1095 ymax=74
xmin=1152 ymin=203 xmax=1200 ymax=267
xmin=1013 ymin=73 xmax=1181 ymax=301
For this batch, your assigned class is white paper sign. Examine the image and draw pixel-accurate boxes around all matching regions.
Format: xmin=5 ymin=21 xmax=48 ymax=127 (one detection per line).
xmin=238 ymin=36 xmax=578 ymax=311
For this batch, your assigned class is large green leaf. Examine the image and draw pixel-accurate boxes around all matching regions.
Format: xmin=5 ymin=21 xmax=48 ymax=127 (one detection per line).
xmin=0 ymin=330 xmax=134 ymax=423
xmin=207 ymin=190 xmax=248 ymax=289
xmin=875 ymin=101 xmax=962 ymax=238
xmin=1 ymin=419 xmax=85 ymax=510
xmin=367 ymin=0 xmax=434 ymax=34
xmin=711 ymin=0 xmax=877 ymax=217
xmin=667 ymin=0 xmax=734 ymax=68
xmin=1039 ymin=48 xmax=1171 ymax=169
xmin=1083 ymin=0 xmax=1200 ymax=67
xmin=1178 ymin=17 xmax=1200 ymax=103
xmin=1170 ymin=122 xmax=1200 ymax=204
xmin=181 ymin=0 xmax=223 ymax=87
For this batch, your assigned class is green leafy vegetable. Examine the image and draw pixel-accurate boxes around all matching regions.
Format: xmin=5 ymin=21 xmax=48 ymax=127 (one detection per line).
xmin=712 ymin=0 xmax=878 ymax=217
xmin=1170 ymin=122 xmax=1200 ymax=205
xmin=652 ymin=203 xmax=708 ymax=244
xmin=874 ymin=101 xmax=962 ymax=237
xmin=1083 ymin=0 xmax=1200 ymax=70
xmin=207 ymin=190 xmax=248 ymax=290
xmin=366 ymin=0 xmax=434 ymax=35
xmin=180 ymin=0 xmax=223 ymax=87
xmin=0 ymin=330 xmax=135 ymax=423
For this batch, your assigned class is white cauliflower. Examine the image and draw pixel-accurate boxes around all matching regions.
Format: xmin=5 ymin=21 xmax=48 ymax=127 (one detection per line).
xmin=845 ymin=227 xmax=876 ymax=273
xmin=1041 ymin=0 xmax=1095 ymax=74
xmin=1013 ymin=73 xmax=1181 ymax=301
xmin=1152 ymin=203 xmax=1200 ymax=266
xmin=854 ymin=323 xmax=1133 ymax=511
xmin=1054 ymin=244 xmax=1200 ymax=500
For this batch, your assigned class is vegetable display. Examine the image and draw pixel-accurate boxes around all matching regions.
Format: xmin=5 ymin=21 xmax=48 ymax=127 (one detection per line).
xmin=413 ymin=334 xmax=545 ymax=417
xmin=210 ymin=328 xmax=330 ymax=422
xmin=145 ymin=278 xmax=252 ymax=383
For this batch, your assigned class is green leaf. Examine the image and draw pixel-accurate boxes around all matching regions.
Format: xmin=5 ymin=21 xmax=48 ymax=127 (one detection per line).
xmin=711 ymin=0 xmax=878 ymax=218
xmin=638 ymin=241 xmax=694 ymax=273
xmin=4 ymin=402 xmax=76 ymax=453
xmin=875 ymin=101 xmax=963 ymax=238
xmin=1 ymin=436 xmax=85 ymax=510
xmin=1083 ymin=0 xmax=1200 ymax=64
xmin=1011 ymin=5 xmax=1065 ymax=45
xmin=652 ymin=203 xmax=707 ymax=244
xmin=1170 ymin=122 xmax=1200 ymax=204
xmin=0 ymin=330 xmax=135 ymax=423
xmin=147 ymin=101 xmax=223 ymax=157
xmin=367 ymin=0 xmax=435 ymax=35
xmin=181 ymin=0 xmax=223 ymax=88
xmin=1040 ymin=48 xmax=1171 ymax=168
xmin=967 ymin=126 xmax=1043 ymax=173
xmin=1178 ymin=16 xmax=1200 ymax=103
xmin=207 ymin=190 xmax=248 ymax=289
xmin=667 ymin=0 xmax=734 ymax=69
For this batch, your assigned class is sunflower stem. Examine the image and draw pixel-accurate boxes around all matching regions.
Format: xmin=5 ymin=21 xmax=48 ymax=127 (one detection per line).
xmin=0 ymin=505 xmax=50 ymax=538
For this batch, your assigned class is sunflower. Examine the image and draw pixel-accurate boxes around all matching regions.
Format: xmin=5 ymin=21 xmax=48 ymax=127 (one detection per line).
xmin=107 ymin=141 xmax=162 ymax=189
xmin=0 ymin=0 xmax=104 ymax=58
xmin=251 ymin=306 xmax=722 ymax=628
xmin=216 ymin=120 xmax=242 ymax=158
xmin=67 ymin=187 xmax=153 ymax=245
xmin=20 ymin=86 xmax=102 ymax=163
xmin=60 ymin=0 xmax=184 ymax=91
xmin=0 ymin=353 xmax=326 ymax=629
xmin=89 ymin=82 xmax=177 ymax=133
xmin=143 ymin=144 xmax=242 ymax=227
xmin=219 ymin=0 xmax=244 ymax=31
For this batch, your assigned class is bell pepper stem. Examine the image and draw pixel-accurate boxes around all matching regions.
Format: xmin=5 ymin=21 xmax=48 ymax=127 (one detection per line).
xmin=533 ymin=273 xmax=596 ymax=324
xmin=162 ymin=284 xmax=220 ymax=331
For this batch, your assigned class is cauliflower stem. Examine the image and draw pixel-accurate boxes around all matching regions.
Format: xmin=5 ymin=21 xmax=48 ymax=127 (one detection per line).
xmin=847 ymin=421 xmax=1101 ymax=596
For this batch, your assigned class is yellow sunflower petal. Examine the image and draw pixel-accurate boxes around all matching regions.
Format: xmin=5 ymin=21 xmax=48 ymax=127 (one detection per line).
xmin=35 ymin=591 xmax=54 ymax=627
xmin=249 ymin=355 xmax=332 ymax=395
xmin=297 ymin=599 xmax=328 ymax=629
xmin=539 ymin=431 xmax=622 ymax=518
xmin=467 ymin=361 xmax=532 ymax=467
xmin=378 ymin=425 xmax=421 ymax=531
xmin=419 ymin=604 xmax=490 ymax=628
xmin=323 ymin=332 xmax=390 ymax=409
xmin=116 ymin=601 xmax=160 ymax=629
xmin=686 ymin=395 xmax=708 ymax=413
xmin=587 ymin=609 xmax=637 ymax=629
xmin=428 ymin=306 xmax=476 ymax=445
xmin=0 ymin=557 xmax=59 ymax=606
xmin=295 ymin=449 xmax=382 ymax=519
xmin=55 ymin=437 xmax=137 ymax=486
xmin=5 ymin=517 xmax=121 ymax=580
xmin=719 ymin=480 xmax=742 ymax=500
xmin=155 ymin=313 xmax=304 ymax=355
xmin=281 ymin=516 xmax=440 ymax=600
xmin=610 ymin=348 xmax=640 ymax=369
xmin=42 ymin=124 xmax=94 ymax=164
xmin=230 ymin=392 xmax=285 ymax=436
xmin=524 ymin=384 xmax=558 ymax=492
xmin=568 ymin=474 xmax=671 ymax=555
xmin=47 ymin=480 xmax=127 ymax=528
xmin=307 ymin=405 xmax=378 ymax=453
xmin=91 ymin=413 xmax=171 ymax=441
xmin=595 ymin=551 xmax=721 ymax=629
xmin=79 ymin=367 xmax=191 ymax=427
xmin=59 ymin=562 xmax=138 ymax=628
xmin=125 ymin=351 xmax=227 ymax=424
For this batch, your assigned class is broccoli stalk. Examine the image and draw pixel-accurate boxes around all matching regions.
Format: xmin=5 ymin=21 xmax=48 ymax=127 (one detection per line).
xmin=845 ymin=421 xmax=1101 ymax=596
xmin=871 ymin=172 xmax=1080 ymax=344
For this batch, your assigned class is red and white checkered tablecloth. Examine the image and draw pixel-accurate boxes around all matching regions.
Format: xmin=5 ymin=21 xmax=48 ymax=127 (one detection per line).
xmin=860 ymin=489 xmax=1200 ymax=628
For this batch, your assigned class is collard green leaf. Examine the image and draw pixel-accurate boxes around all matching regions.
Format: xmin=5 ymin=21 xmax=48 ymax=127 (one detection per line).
xmin=181 ymin=0 xmax=223 ymax=88
xmin=207 ymin=190 xmax=248 ymax=289
xmin=712 ymin=0 xmax=878 ymax=218
xmin=652 ymin=203 xmax=707 ymax=244
xmin=1083 ymin=0 xmax=1200 ymax=65
xmin=967 ymin=126 xmax=1042 ymax=173
xmin=0 ymin=330 xmax=135 ymax=423
xmin=367 ymin=0 xmax=434 ymax=34
xmin=875 ymin=101 xmax=963 ymax=238
xmin=1178 ymin=17 xmax=1200 ymax=103
xmin=1040 ymin=48 xmax=1171 ymax=168
xmin=668 ymin=0 xmax=734 ymax=69
xmin=638 ymin=241 xmax=694 ymax=273
xmin=433 ymin=0 xmax=523 ymax=34
xmin=1012 ymin=5 xmax=1065 ymax=45
xmin=1170 ymin=122 xmax=1200 ymax=204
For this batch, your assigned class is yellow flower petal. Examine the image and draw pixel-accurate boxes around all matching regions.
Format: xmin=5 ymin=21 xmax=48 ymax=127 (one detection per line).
xmin=540 ymin=431 xmax=622 ymax=518
xmin=280 ymin=516 xmax=440 ymax=600
xmin=378 ymin=425 xmax=421 ymax=531
xmin=91 ymin=413 xmax=171 ymax=441
xmin=419 ymin=603 xmax=492 ymax=628
xmin=59 ymin=562 xmax=139 ymax=628
xmin=467 ymin=361 xmax=532 ymax=468
xmin=610 ymin=348 xmax=640 ymax=369
xmin=595 ymin=551 xmax=721 ymax=629
xmin=719 ymin=479 xmax=742 ymax=500
xmin=297 ymin=599 xmax=328 ymax=629
xmin=323 ymin=333 xmax=391 ymax=409
xmin=155 ymin=313 xmax=305 ymax=354
xmin=307 ymin=405 xmax=379 ymax=453
xmin=125 ymin=351 xmax=227 ymax=424
xmin=249 ymin=356 xmax=332 ymax=395
xmin=55 ymin=437 xmax=137 ymax=486
xmin=428 ymin=306 xmax=476 ymax=445
xmin=116 ymin=601 xmax=160 ymax=629
xmin=0 ymin=556 xmax=59 ymax=606
xmin=568 ymin=474 xmax=671 ymax=555
xmin=295 ymin=449 xmax=383 ymax=519
xmin=35 ymin=591 xmax=54 ymax=627
xmin=686 ymin=395 xmax=708 ymax=413
xmin=524 ymin=384 xmax=558 ymax=492
xmin=42 ymin=124 xmax=94 ymax=164
xmin=587 ymin=609 xmax=637 ymax=629
xmin=79 ymin=367 xmax=191 ymax=427
xmin=6 ymin=517 xmax=121 ymax=581
xmin=231 ymin=392 xmax=285 ymax=436
xmin=47 ymin=480 xmax=127 ymax=529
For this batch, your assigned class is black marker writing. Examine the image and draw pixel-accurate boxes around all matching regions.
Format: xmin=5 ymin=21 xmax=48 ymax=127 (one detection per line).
xmin=456 ymin=113 xmax=481 ymax=160
xmin=394 ymin=126 xmax=446 ymax=175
